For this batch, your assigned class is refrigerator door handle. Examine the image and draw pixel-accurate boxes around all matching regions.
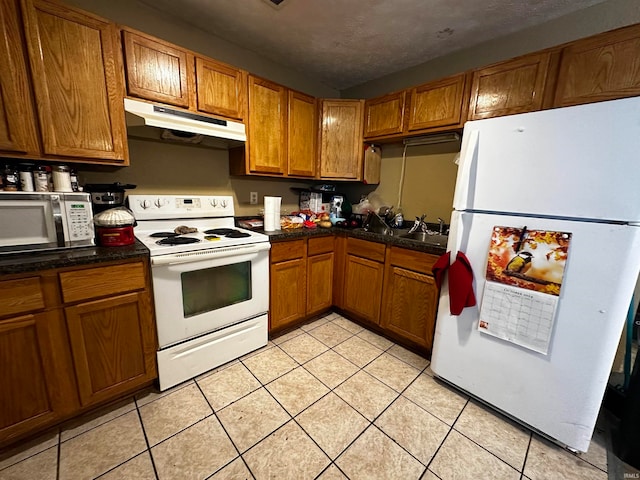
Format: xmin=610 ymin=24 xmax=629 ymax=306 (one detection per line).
xmin=453 ymin=129 xmax=479 ymax=210
xmin=449 ymin=210 xmax=465 ymax=265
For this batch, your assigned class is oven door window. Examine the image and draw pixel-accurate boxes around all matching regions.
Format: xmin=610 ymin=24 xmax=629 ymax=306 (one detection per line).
xmin=181 ymin=261 xmax=252 ymax=317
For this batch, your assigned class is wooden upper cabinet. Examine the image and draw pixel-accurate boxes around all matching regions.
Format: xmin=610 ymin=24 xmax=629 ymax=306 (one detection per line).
xmin=554 ymin=24 xmax=640 ymax=107
xmin=122 ymin=30 xmax=193 ymax=108
xmin=247 ymin=75 xmax=287 ymax=175
xmin=196 ymin=57 xmax=246 ymax=120
xmin=20 ymin=0 xmax=128 ymax=163
xmin=0 ymin=0 xmax=39 ymax=155
xmin=287 ymin=90 xmax=316 ymax=177
xmin=364 ymin=91 xmax=406 ymax=138
xmin=319 ymin=99 xmax=364 ymax=180
xmin=406 ymin=73 xmax=467 ymax=132
xmin=468 ymin=52 xmax=551 ymax=120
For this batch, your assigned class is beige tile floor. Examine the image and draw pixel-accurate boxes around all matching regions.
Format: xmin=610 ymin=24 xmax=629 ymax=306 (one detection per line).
xmin=0 ymin=311 xmax=635 ymax=480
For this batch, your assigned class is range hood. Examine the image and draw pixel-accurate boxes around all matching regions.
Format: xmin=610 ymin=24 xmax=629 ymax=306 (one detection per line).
xmin=124 ymin=98 xmax=246 ymax=142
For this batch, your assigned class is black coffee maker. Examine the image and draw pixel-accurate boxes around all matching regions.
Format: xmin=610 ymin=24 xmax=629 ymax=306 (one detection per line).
xmin=84 ymin=183 xmax=136 ymax=214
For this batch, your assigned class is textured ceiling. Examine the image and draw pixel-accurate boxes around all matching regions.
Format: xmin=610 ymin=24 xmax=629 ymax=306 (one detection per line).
xmin=140 ymin=0 xmax=608 ymax=90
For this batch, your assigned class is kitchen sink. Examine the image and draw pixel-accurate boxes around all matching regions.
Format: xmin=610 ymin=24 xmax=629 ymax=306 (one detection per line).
xmin=399 ymin=232 xmax=449 ymax=246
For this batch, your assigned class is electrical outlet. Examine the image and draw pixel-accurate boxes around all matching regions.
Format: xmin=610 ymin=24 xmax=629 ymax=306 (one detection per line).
xmin=249 ymin=192 xmax=258 ymax=205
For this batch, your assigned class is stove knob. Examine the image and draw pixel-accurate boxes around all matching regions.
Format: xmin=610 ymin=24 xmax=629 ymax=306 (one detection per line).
xmin=139 ymin=199 xmax=151 ymax=209
xmin=154 ymin=198 xmax=166 ymax=208
xmin=210 ymin=198 xmax=218 ymax=207
xmin=221 ymin=199 xmax=228 ymax=208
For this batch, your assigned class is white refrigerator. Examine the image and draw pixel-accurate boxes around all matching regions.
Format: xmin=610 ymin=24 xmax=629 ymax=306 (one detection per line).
xmin=430 ymin=96 xmax=640 ymax=453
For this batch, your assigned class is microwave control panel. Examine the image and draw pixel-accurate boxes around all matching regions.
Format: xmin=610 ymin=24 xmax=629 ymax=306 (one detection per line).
xmin=65 ymin=201 xmax=94 ymax=240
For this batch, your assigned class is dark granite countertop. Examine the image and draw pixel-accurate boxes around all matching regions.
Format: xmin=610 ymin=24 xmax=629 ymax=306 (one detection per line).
xmin=261 ymin=227 xmax=447 ymax=256
xmin=0 ymin=240 xmax=150 ymax=276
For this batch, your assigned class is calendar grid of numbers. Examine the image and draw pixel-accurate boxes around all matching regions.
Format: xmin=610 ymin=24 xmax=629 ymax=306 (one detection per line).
xmin=478 ymin=226 xmax=572 ymax=354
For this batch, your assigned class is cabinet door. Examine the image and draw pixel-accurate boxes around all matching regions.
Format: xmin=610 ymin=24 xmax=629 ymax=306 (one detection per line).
xmin=468 ymin=53 xmax=550 ymax=120
xmin=364 ymin=91 xmax=405 ymax=138
xmin=287 ymin=90 xmax=317 ymax=177
xmin=343 ymin=255 xmax=383 ymax=324
xmin=122 ymin=30 xmax=193 ymax=109
xmin=381 ymin=266 xmax=438 ymax=350
xmin=248 ymin=76 xmax=287 ymax=175
xmin=196 ymin=57 xmax=246 ymax=120
xmin=270 ymin=258 xmax=306 ymax=331
xmin=319 ymin=99 xmax=364 ymax=180
xmin=307 ymin=252 xmax=333 ymax=316
xmin=21 ymin=0 xmax=128 ymax=162
xmin=0 ymin=310 xmax=78 ymax=445
xmin=554 ymin=24 xmax=640 ymax=107
xmin=406 ymin=74 xmax=466 ymax=132
xmin=65 ymin=291 xmax=157 ymax=407
xmin=0 ymin=0 xmax=39 ymax=155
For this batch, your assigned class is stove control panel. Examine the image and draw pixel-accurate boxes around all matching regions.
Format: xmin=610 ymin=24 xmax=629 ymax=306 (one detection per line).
xmin=176 ymin=197 xmax=201 ymax=209
xmin=128 ymin=194 xmax=235 ymax=220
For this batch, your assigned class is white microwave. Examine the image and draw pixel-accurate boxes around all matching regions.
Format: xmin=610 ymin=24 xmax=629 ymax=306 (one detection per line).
xmin=0 ymin=191 xmax=95 ymax=254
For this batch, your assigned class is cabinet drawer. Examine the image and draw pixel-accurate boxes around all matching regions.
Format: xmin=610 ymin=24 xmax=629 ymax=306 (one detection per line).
xmin=388 ymin=247 xmax=440 ymax=275
xmin=308 ymin=236 xmax=334 ymax=256
xmin=346 ymin=238 xmax=386 ymax=263
xmin=59 ymin=262 xmax=146 ymax=303
xmin=270 ymin=239 xmax=306 ymax=263
xmin=0 ymin=277 xmax=45 ymax=318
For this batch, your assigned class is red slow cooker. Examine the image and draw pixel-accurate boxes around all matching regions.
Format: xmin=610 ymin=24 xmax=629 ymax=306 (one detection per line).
xmin=93 ymin=207 xmax=136 ymax=246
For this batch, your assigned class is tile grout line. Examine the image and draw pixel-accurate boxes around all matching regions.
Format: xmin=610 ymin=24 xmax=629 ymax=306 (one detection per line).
xmin=352 ymin=362 xmax=438 ymax=472
xmin=56 ymin=429 xmax=61 ymax=480
xmin=244 ymin=326 xmax=379 ymax=476
xmin=450 ymin=425 xmax=528 ymax=476
xmin=423 ymin=397 xmax=469 ymax=476
xmin=279 ymin=319 xmax=436 ymax=474
xmin=192 ymin=380 xmax=257 ymax=480
xmin=133 ymin=396 xmax=161 ymax=480
xmin=520 ymin=433 xmax=533 ymax=480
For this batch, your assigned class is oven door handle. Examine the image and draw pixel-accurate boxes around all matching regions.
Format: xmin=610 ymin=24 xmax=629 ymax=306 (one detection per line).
xmin=150 ymin=242 xmax=271 ymax=266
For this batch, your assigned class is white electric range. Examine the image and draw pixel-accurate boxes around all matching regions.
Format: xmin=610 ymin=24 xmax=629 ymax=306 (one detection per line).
xmin=129 ymin=194 xmax=271 ymax=390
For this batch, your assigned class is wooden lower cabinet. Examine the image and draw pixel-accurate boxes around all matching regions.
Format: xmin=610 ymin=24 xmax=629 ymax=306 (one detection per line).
xmin=343 ymin=255 xmax=384 ymax=324
xmin=307 ymin=236 xmax=334 ymax=316
xmin=65 ymin=291 xmax=156 ymax=407
xmin=0 ymin=309 xmax=78 ymax=445
xmin=270 ymin=257 xmax=307 ymax=331
xmin=269 ymin=235 xmax=441 ymax=354
xmin=307 ymin=253 xmax=333 ymax=315
xmin=0 ymin=258 xmax=157 ymax=448
xmin=342 ymin=238 xmax=386 ymax=325
xmin=381 ymin=247 xmax=440 ymax=351
xmin=269 ymin=236 xmax=334 ymax=333
xmin=269 ymin=240 xmax=307 ymax=331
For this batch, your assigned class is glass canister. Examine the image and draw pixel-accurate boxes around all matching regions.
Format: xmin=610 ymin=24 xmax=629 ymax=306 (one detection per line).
xmin=18 ymin=163 xmax=35 ymax=192
xmin=2 ymin=165 xmax=19 ymax=191
xmin=52 ymin=164 xmax=72 ymax=192
xmin=34 ymin=165 xmax=50 ymax=192
xmin=70 ymin=168 xmax=79 ymax=192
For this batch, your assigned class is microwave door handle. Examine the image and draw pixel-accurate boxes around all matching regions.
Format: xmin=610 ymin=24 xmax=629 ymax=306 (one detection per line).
xmin=51 ymin=195 xmax=66 ymax=247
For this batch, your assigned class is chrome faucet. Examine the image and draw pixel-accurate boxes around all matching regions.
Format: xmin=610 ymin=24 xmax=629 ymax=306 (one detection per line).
xmin=437 ymin=217 xmax=445 ymax=235
xmin=408 ymin=214 xmax=428 ymax=233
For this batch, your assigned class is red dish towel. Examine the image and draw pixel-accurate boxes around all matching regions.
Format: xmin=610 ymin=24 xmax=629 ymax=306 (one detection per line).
xmin=432 ymin=251 xmax=476 ymax=315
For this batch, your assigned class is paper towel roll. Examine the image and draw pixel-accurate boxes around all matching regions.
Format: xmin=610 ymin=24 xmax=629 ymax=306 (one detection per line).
xmin=264 ymin=196 xmax=281 ymax=231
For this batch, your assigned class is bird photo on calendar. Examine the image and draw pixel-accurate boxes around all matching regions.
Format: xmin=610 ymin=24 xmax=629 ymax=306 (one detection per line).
xmin=485 ymin=226 xmax=572 ymax=296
